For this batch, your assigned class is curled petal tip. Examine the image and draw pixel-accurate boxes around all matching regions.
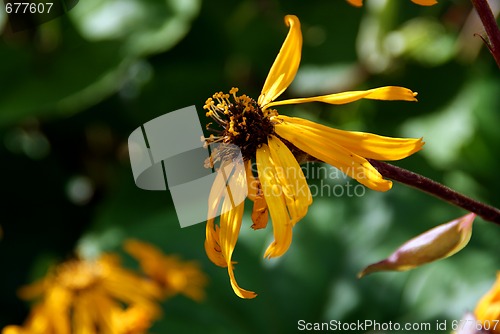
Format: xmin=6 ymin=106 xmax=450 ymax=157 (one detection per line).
xmin=284 ymin=14 xmax=299 ymax=26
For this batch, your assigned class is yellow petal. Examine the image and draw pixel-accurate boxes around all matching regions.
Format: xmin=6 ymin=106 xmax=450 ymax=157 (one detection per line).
xmin=275 ymin=122 xmax=392 ymax=191
xmin=258 ymin=15 xmax=302 ymax=108
xmin=358 ymin=213 xmax=475 ymax=278
xmin=204 ymin=219 xmax=226 ymax=267
xmin=256 ymin=144 xmax=294 ymax=258
xmin=267 ymin=86 xmax=417 ymax=108
xmin=205 ymin=158 xmax=247 ymax=267
xmin=411 ymin=0 xmax=438 ymax=6
xmin=276 ymin=115 xmax=424 ymax=161
xmin=268 ymin=135 xmax=312 ymax=222
xmin=475 ymin=272 xmax=500 ymax=326
xmin=219 ymin=198 xmax=257 ymax=299
xmin=346 ymin=0 xmax=363 ymax=6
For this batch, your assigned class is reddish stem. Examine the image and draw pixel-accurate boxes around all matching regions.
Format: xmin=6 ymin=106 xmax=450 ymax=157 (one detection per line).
xmin=471 ymin=0 xmax=500 ymax=68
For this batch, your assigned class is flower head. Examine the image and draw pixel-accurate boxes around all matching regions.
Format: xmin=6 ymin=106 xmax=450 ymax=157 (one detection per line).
xmin=124 ymin=239 xmax=208 ymax=302
xmin=475 ymin=272 xmax=500 ymax=333
xmin=203 ymin=15 xmax=424 ymax=298
xmin=2 ymin=254 xmax=162 ymax=334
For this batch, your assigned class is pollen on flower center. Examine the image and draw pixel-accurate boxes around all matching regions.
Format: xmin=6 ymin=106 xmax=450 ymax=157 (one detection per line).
xmin=203 ymin=87 xmax=277 ymax=160
xmin=54 ymin=260 xmax=101 ymax=292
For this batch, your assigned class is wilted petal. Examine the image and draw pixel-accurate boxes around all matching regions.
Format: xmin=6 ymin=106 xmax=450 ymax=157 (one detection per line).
xmin=275 ymin=122 xmax=392 ymax=191
xmin=258 ymin=15 xmax=302 ymax=108
xmin=267 ymin=86 xmax=417 ymax=108
xmin=276 ymin=115 xmax=424 ymax=161
xmin=358 ymin=213 xmax=476 ymax=278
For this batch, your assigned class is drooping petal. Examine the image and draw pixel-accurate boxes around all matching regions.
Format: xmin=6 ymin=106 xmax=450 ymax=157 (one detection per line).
xmin=219 ymin=198 xmax=257 ymax=299
xmin=205 ymin=158 xmax=256 ymax=299
xmin=256 ymin=143 xmax=294 ymax=258
xmin=275 ymin=122 xmax=392 ymax=191
xmin=411 ymin=0 xmax=438 ymax=6
xmin=358 ymin=213 xmax=475 ymax=278
xmin=267 ymin=86 xmax=417 ymax=108
xmin=258 ymin=15 xmax=302 ymax=108
xmin=276 ymin=115 xmax=424 ymax=161
xmin=205 ymin=158 xmax=248 ymax=268
xmin=204 ymin=219 xmax=226 ymax=267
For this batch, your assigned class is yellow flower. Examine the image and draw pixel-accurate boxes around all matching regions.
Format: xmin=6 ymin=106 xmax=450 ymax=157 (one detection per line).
xmin=347 ymin=0 xmax=437 ymax=6
xmin=475 ymin=272 xmax=500 ymax=334
xmin=124 ymin=239 xmax=208 ymax=302
xmin=2 ymin=254 xmax=162 ymax=334
xmin=203 ymin=15 xmax=424 ymax=299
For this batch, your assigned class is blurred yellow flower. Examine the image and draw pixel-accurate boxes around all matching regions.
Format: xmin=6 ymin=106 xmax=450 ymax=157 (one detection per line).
xmin=347 ymin=0 xmax=437 ymax=6
xmin=203 ymin=15 xmax=423 ymax=298
xmin=124 ymin=239 xmax=208 ymax=302
xmin=2 ymin=254 xmax=162 ymax=334
xmin=475 ymin=272 xmax=500 ymax=333
xmin=112 ymin=305 xmax=156 ymax=334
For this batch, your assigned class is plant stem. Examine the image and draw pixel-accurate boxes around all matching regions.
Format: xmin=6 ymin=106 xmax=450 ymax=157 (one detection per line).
xmin=367 ymin=159 xmax=500 ymax=225
xmin=471 ymin=0 xmax=500 ymax=68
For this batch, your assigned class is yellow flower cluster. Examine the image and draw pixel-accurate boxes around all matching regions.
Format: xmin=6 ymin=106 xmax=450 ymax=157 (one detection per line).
xmin=2 ymin=240 xmax=207 ymax=334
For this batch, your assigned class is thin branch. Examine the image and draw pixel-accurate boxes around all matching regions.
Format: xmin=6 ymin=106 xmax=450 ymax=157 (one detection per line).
xmin=471 ymin=0 xmax=500 ymax=68
xmin=367 ymin=159 xmax=500 ymax=225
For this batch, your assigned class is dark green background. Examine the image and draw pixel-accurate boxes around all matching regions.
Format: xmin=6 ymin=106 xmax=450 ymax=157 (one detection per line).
xmin=1 ymin=0 xmax=499 ymax=333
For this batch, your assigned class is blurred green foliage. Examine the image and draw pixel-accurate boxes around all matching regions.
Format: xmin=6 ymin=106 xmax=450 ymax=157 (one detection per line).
xmin=1 ymin=0 xmax=500 ymax=333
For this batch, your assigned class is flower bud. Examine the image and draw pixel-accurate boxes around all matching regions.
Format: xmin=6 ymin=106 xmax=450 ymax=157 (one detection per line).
xmin=358 ymin=213 xmax=475 ymax=278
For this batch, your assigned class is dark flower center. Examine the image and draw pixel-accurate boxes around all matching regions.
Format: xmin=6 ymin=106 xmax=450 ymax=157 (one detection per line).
xmin=204 ymin=88 xmax=276 ymax=161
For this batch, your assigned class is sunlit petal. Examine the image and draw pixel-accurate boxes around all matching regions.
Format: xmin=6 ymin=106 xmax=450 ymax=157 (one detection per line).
xmin=275 ymin=122 xmax=392 ymax=191
xmin=258 ymin=15 xmax=302 ymax=108
xmin=256 ymin=144 xmax=294 ymax=258
xmin=276 ymin=115 xmax=424 ymax=160
xmin=268 ymin=135 xmax=312 ymax=222
xmin=267 ymin=86 xmax=417 ymax=108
